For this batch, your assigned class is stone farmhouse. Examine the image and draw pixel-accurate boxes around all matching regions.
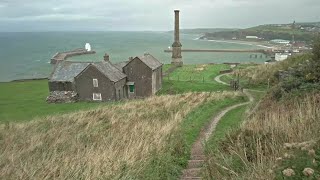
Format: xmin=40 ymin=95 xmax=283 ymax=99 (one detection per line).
xmin=47 ymin=53 xmax=163 ymax=103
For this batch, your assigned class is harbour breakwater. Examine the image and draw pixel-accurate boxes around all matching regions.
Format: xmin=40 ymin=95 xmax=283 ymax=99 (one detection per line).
xmin=50 ymin=48 xmax=96 ymax=64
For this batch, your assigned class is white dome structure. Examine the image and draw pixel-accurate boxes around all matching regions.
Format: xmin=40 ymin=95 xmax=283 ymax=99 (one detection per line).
xmin=85 ymin=43 xmax=91 ymax=51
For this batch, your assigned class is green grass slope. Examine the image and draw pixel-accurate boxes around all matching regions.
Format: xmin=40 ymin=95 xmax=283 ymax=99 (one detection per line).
xmin=0 ymin=80 xmax=109 ymax=123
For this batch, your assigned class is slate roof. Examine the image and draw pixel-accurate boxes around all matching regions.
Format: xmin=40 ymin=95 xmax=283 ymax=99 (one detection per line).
xmin=49 ymin=61 xmax=126 ymax=82
xmin=49 ymin=61 xmax=89 ymax=82
xmin=137 ymin=54 xmax=162 ymax=70
xmin=114 ymin=61 xmax=129 ymax=71
xmin=94 ymin=61 xmax=127 ymax=82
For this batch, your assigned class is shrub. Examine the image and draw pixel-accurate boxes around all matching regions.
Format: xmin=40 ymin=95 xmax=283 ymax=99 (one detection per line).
xmin=274 ymin=140 xmax=320 ymax=180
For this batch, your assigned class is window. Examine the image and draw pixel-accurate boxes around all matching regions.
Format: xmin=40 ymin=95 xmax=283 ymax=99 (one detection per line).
xmin=129 ymin=85 xmax=135 ymax=93
xmin=93 ymin=79 xmax=98 ymax=87
xmin=93 ymin=93 xmax=102 ymax=101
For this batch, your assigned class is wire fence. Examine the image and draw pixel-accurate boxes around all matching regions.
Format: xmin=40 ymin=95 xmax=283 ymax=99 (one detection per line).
xmin=166 ymin=75 xmax=212 ymax=83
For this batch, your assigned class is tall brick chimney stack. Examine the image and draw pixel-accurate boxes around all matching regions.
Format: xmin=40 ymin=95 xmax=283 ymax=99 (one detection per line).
xmin=174 ymin=10 xmax=180 ymax=44
xmin=171 ymin=10 xmax=183 ymax=67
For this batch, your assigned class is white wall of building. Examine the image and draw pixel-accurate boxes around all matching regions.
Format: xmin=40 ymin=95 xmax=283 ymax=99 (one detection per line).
xmin=275 ymin=53 xmax=290 ymax=61
xmin=246 ymin=36 xmax=259 ymax=39
xmin=270 ymin=39 xmax=290 ymax=44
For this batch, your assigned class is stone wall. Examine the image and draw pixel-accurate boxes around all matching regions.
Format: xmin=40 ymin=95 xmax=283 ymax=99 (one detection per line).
xmin=219 ymin=69 xmax=233 ymax=74
xmin=46 ymin=91 xmax=78 ymax=103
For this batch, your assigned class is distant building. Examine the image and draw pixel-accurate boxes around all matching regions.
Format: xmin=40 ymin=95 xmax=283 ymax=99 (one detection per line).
xmin=275 ymin=53 xmax=290 ymax=61
xmin=292 ymin=42 xmax=306 ymax=48
xmin=246 ymin=36 xmax=259 ymax=39
xmin=270 ymin=39 xmax=291 ymax=44
xmin=47 ymin=53 xmax=163 ymax=103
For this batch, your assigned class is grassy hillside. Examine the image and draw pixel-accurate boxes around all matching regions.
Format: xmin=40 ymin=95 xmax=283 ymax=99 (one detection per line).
xmin=203 ymin=41 xmax=320 ymax=179
xmin=168 ymin=28 xmax=238 ymax=34
xmin=0 ymin=92 xmax=244 ymax=179
xmin=235 ymin=53 xmax=312 ymax=86
xmin=204 ymin=91 xmax=320 ymax=179
xmin=247 ymin=25 xmax=306 ymax=35
xmin=0 ymin=80 xmax=112 ymax=123
xmin=201 ymin=22 xmax=319 ymax=42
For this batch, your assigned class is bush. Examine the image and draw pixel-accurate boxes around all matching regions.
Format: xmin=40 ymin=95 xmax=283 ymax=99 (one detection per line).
xmin=237 ymin=53 xmax=312 ymax=87
xmin=274 ymin=140 xmax=320 ymax=180
xmin=268 ymin=37 xmax=320 ymax=99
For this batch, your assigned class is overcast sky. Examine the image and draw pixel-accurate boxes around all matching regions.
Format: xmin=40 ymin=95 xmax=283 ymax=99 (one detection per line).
xmin=0 ymin=0 xmax=320 ymax=32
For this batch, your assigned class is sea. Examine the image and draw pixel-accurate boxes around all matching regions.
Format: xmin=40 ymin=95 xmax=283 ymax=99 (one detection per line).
xmin=0 ymin=31 xmax=268 ymax=82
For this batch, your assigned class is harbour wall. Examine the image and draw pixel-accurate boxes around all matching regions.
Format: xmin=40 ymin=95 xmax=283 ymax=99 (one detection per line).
xmin=50 ymin=48 xmax=96 ymax=64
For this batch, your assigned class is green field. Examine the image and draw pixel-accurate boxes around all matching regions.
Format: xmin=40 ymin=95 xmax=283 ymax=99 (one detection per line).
xmin=158 ymin=80 xmax=229 ymax=95
xmin=220 ymin=73 xmax=268 ymax=91
xmin=159 ymin=64 xmax=232 ymax=94
xmin=166 ymin=64 xmax=229 ymax=82
xmin=0 ymin=80 xmax=114 ymax=123
xmin=163 ymin=64 xmax=172 ymax=72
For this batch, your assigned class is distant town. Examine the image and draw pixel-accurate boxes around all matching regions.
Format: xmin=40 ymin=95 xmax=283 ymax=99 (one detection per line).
xmin=189 ymin=21 xmax=320 ymax=64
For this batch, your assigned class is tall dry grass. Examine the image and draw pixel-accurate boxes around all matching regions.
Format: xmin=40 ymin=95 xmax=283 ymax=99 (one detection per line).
xmin=204 ymin=92 xmax=320 ymax=179
xmin=0 ymin=92 xmax=238 ymax=179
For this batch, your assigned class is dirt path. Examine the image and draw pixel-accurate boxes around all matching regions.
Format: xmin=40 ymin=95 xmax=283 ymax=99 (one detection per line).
xmin=214 ymin=74 xmax=230 ymax=86
xmin=180 ymin=75 xmax=254 ymax=179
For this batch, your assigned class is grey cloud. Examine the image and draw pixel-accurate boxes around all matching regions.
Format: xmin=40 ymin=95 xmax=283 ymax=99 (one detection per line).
xmin=0 ymin=0 xmax=319 ymax=31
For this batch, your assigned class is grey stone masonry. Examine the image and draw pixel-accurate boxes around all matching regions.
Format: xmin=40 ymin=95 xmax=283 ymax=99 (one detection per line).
xmin=46 ymin=91 xmax=78 ymax=103
xmin=171 ymin=10 xmax=183 ymax=66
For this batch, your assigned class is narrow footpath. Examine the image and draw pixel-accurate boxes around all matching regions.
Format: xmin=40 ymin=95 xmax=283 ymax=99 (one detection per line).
xmin=214 ymin=74 xmax=230 ymax=86
xmin=180 ymin=74 xmax=254 ymax=180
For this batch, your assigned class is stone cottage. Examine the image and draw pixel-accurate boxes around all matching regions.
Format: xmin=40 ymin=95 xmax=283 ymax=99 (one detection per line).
xmin=47 ymin=53 xmax=163 ymax=103
xmin=115 ymin=53 xmax=163 ymax=98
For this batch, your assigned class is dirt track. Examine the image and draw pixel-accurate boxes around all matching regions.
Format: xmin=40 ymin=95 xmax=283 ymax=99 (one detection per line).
xmin=180 ymin=75 xmax=254 ymax=179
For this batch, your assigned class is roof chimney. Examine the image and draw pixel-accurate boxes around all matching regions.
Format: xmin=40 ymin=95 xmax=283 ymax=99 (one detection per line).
xmin=129 ymin=57 xmax=133 ymax=61
xmin=144 ymin=52 xmax=150 ymax=56
xmin=103 ymin=53 xmax=109 ymax=62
